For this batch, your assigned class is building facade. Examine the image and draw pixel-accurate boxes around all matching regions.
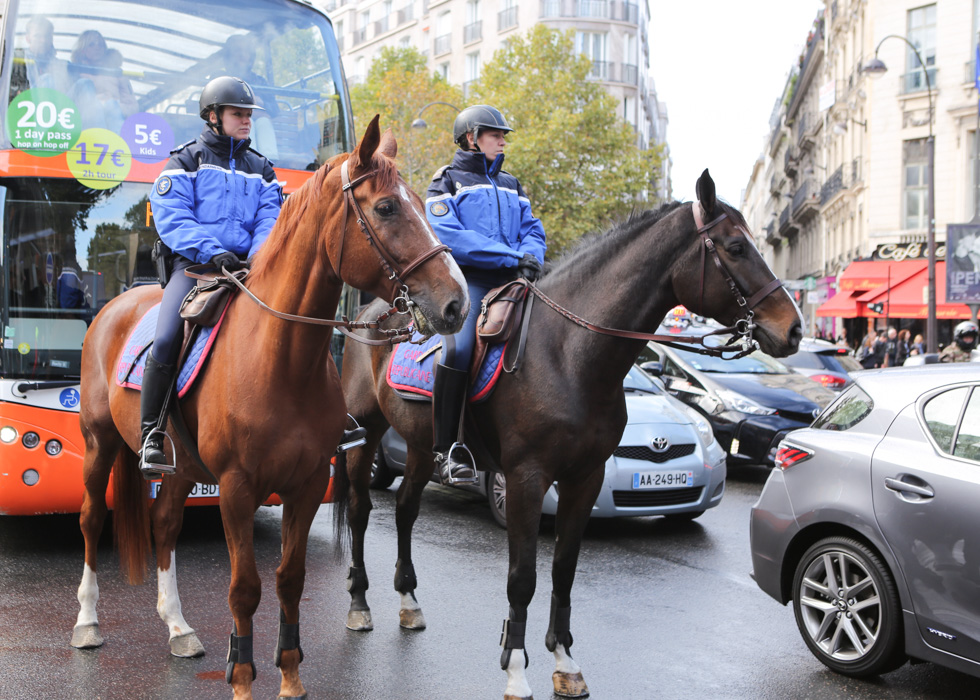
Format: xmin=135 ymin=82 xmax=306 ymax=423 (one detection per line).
xmin=743 ymin=0 xmax=980 ymax=347
xmin=320 ymin=0 xmax=670 ymax=199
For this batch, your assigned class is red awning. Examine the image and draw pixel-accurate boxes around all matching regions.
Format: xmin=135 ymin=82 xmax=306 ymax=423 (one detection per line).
xmin=859 ymin=261 xmax=972 ymax=319
xmin=815 ymin=291 xmax=861 ymax=317
xmin=837 ymin=260 xmax=926 ymax=292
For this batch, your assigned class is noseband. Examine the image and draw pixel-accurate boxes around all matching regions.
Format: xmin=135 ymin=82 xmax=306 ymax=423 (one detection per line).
xmin=339 ymin=159 xmax=450 ymax=312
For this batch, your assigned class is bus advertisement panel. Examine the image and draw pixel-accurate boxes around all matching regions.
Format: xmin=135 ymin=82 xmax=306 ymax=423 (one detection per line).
xmin=0 ymin=0 xmax=354 ymax=514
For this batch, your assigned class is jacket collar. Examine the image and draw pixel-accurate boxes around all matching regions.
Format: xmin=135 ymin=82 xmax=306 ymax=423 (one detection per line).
xmin=200 ymin=126 xmax=250 ymax=158
xmin=452 ymin=149 xmax=505 ymax=177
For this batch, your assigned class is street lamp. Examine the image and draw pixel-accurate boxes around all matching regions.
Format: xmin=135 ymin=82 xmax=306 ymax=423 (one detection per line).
xmin=862 ymin=35 xmax=937 ymax=352
xmin=411 ymin=101 xmax=461 ymax=130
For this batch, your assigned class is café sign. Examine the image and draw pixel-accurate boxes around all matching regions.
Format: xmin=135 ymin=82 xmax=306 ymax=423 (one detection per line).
xmin=873 ymin=242 xmax=946 ymax=261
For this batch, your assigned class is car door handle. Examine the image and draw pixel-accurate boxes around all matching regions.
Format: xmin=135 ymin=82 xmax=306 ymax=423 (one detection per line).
xmin=884 ymin=477 xmax=935 ymax=499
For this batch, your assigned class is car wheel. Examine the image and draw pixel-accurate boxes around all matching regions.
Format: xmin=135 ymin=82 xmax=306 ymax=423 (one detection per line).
xmin=792 ymin=536 xmax=905 ymax=677
xmin=486 ymin=472 xmax=507 ymax=529
xmin=663 ymin=510 xmax=704 ymax=522
xmin=370 ymin=447 xmax=396 ymax=490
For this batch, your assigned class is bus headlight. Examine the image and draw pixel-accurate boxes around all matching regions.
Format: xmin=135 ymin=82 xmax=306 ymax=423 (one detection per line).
xmin=45 ymin=439 xmax=62 ymax=456
xmin=22 ymin=432 xmax=40 ymax=449
xmin=0 ymin=426 xmax=17 ymax=443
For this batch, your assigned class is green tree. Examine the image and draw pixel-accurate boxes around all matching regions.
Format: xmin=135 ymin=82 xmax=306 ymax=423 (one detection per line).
xmin=349 ymin=47 xmax=463 ymax=195
xmin=474 ymin=25 xmax=664 ymax=255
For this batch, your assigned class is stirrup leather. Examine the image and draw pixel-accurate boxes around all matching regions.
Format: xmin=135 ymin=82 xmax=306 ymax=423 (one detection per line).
xmin=140 ymin=427 xmax=177 ymax=477
xmin=439 ymin=442 xmax=479 ymax=485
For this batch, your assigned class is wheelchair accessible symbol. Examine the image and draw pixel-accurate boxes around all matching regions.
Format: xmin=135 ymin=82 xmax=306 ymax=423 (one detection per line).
xmin=60 ymin=387 xmax=80 ymax=408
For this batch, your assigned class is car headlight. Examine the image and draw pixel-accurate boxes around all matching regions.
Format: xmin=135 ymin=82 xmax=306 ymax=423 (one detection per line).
xmin=683 ymin=408 xmax=715 ymax=445
xmin=715 ymin=388 xmax=776 ymax=416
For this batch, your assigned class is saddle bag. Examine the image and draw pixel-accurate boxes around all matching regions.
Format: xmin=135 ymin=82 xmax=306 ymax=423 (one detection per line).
xmin=477 ymin=279 xmax=529 ymax=344
xmin=179 ymin=269 xmax=248 ymax=327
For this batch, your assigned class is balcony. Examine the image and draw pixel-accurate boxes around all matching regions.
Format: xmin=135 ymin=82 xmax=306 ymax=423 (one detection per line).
xmin=797 ymin=110 xmax=817 ymax=150
xmin=374 ymin=16 xmax=389 ymax=35
xmin=784 ymin=149 xmax=798 ymax=178
xmin=397 ymin=5 xmax=414 ymax=24
xmin=778 ymin=204 xmax=798 ymax=236
xmin=820 ymin=165 xmax=844 ymax=205
xmin=587 ymin=60 xmax=610 ymax=81
xmin=613 ymin=1 xmax=639 ymax=23
xmin=498 ymin=6 xmax=518 ymax=31
xmin=578 ymin=0 xmax=609 ymax=18
xmin=464 ymin=20 xmax=482 ymax=44
xmin=792 ymin=179 xmax=820 ymax=222
xmin=765 ymin=220 xmax=780 ymax=246
xmin=540 ymin=0 xmax=564 ymax=17
xmin=433 ymin=33 xmax=451 ymax=56
xmin=621 ymin=63 xmax=638 ymax=85
xmin=352 ymin=28 xmax=367 ymax=47
xmin=849 ymin=157 xmax=863 ymax=189
xmin=900 ymin=67 xmax=937 ymax=95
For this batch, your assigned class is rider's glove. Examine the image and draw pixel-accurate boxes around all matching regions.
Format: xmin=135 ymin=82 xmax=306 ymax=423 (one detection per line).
xmin=516 ymin=253 xmax=542 ymax=282
xmin=210 ymin=251 xmax=243 ymax=271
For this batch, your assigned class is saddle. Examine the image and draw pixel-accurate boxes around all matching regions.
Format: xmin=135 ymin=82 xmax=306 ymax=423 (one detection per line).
xmin=470 ymin=278 xmax=533 ymax=378
xmin=179 ymin=266 xmax=249 ymax=327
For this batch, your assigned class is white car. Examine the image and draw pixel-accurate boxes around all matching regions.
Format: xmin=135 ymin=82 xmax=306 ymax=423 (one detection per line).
xmin=374 ymin=366 xmax=728 ymax=527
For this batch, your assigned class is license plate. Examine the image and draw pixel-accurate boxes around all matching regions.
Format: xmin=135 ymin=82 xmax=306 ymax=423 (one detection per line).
xmin=149 ymin=481 xmax=220 ymax=498
xmin=632 ymin=471 xmax=693 ymax=489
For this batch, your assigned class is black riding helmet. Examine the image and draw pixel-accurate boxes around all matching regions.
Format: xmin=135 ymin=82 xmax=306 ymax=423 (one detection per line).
xmin=954 ymin=320 xmax=979 ymax=351
xmin=453 ymin=105 xmax=513 ymax=150
xmin=199 ymin=76 xmax=264 ymax=134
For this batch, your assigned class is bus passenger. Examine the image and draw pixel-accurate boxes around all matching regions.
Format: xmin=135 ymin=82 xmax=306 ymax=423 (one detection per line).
xmin=69 ymin=30 xmax=136 ymax=130
xmin=140 ymin=76 xmax=283 ymax=477
xmin=425 ymin=105 xmax=546 ymax=483
xmin=11 ymin=16 xmax=71 ymax=96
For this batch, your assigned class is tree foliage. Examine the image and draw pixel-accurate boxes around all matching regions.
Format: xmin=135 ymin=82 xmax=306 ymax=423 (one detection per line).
xmin=474 ymin=25 xmax=664 ymax=254
xmin=350 ymin=47 xmax=462 ymax=195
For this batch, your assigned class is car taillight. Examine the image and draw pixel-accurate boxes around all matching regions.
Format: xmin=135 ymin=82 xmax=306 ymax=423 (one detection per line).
xmin=774 ymin=445 xmax=813 ymax=470
xmin=810 ymin=373 xmax=847 ymax=389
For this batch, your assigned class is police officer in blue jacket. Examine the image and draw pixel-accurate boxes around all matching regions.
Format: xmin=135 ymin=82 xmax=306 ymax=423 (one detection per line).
xmin=426 ymin=105 xmax=546 ymax=483
xmin=140 ymin=75 xmax=283 ymax=477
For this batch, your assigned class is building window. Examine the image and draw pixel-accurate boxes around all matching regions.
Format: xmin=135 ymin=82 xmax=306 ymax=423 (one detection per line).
xmin=499 ymin=0 xmax=518 ymax=31
xmin=463 ymin=51 xmax=479 ymax=98
xmin=904 ymin=4 xmax=936 ymax=94
xmin=434 ymin=11 xmax=451 ymax=55
xmin=437 ymin=62 xmax=450 ymax=81
xmin=903 ymin=139 xmax=929 ymax=230
xmin=576 ymin=31 xmax=607 ymax=80
xmin=464 ymin=0 xmax=482 ymax=43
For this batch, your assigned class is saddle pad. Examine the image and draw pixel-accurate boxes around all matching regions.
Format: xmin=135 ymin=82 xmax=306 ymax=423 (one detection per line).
xmin=386 ymin=330 xmax=505 ymax=403
xmin=115 ymin=303 xmax=228 ymax=398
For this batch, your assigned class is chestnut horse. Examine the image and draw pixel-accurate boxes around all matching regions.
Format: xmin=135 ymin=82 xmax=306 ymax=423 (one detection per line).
xmin=70 ymin=116 xmax=468 ymax=700
xmin=337 ymin=170 xmax=803 ymax=700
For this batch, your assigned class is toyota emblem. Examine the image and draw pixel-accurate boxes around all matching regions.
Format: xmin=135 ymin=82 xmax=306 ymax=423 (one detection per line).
xmin=650 ymin=437 xmax=669 ymax=452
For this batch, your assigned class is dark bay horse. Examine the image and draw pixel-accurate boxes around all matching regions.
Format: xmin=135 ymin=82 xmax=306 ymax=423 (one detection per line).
xmin=337 ymin=170 xmax=803 ymax=699
xmin=71 ymin=116 xmax=468 ymax=700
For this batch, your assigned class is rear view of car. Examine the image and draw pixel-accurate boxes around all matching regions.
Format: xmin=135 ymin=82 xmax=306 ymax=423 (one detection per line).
xmin=750 ymin=365 xmax=980 ymax=680
xmin=778 ymin=337 xmax=861 ymax=391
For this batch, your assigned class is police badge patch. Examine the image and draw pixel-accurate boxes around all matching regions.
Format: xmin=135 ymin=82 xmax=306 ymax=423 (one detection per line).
xmin=429 ymin=201 xmax=449 ymax=217
xmin=155 ymin=176 xmax=172 ymax=195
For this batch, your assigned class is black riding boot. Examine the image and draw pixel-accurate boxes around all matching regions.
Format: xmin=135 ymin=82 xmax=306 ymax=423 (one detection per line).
xmin=139 ymin=355 xmax=177 ymax=478
xmin=432 ymin=363 xmax=477 ymax=484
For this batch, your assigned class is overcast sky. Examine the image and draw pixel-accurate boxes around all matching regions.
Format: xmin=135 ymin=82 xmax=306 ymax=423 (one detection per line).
xmin=648 ymin=0 xmax=825 ymax=205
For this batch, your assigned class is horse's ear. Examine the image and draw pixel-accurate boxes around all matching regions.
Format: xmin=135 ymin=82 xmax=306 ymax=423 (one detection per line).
xmin=355 ymin=114 xmax=382 ymax=170
xmin=696 ymin=169 xmax=717 ymax=217
xmin=379 ymin=128 xmax=397 ymax=159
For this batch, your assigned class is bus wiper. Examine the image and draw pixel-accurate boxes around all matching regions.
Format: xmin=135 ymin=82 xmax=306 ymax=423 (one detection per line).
xmin=14 ymin=379 xmax=80 ymax=393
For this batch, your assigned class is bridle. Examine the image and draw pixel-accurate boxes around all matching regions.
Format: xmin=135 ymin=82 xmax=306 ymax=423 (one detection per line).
xmin=525 ymin=202 xmax=785 ymax=359
xmin=202 ymin=159 xmax=452 ymax=346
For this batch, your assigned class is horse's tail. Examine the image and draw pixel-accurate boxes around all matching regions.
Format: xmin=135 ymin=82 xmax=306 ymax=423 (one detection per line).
xmin=331 ymin=453 xmax=351 ymax=556
xmin=111 ymin=448 xmax=151 ymax=585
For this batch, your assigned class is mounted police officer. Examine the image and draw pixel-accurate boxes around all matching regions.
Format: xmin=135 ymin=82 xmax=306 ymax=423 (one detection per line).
xmin=140 ymin=75 xmax=283 ymax=477
xmin=940 ymin=321 xmax=978 ymax=363
xmin=425 ymin=105 xmax=546 ymax=484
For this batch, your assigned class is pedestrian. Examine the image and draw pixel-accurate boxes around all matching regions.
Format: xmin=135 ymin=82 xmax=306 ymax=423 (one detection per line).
xmin=140 ymin=75 xmax=282 ymax=477
xmin=940 ymin=321 xmax=978 ymax=363
xmin=896 ymin=329 xmax=911 ymax=365
xmin=425 ymin=104 xmax=546 ymax=483
xmin=857 ymin=330 xmax=877 ymax=369
xmin=910 ymin=333 xmax=925 ymax=356
xmin=882 ymin=327 xmax=906 ymax=368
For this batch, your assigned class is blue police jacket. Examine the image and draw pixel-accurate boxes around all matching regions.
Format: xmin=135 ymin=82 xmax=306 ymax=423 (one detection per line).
xmin=425 ymin=150 xmax=546 ymax=271
xmin=149 ymin=126 xmax=283 ymax=264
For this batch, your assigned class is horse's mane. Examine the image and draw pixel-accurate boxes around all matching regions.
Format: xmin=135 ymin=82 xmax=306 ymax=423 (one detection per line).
xmin=249 ymin=148 xmax=400 ymax=279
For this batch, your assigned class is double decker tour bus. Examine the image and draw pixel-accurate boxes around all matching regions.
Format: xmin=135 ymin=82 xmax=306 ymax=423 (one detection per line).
xmin=0 ymin=0 xmax=355 ymax=514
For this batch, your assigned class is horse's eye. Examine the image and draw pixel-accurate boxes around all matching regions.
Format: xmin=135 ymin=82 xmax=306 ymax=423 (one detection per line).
xmin=376 ymin=201 xmax=397 ymax=217
xmin=727 ymin=243 xmax=745 ymax=257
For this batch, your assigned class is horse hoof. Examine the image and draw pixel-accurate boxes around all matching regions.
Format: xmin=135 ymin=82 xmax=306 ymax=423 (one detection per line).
xmin=278 ymin=695 xmax=307 ymax=700
xmin=170 ymin=631 xmax=205 ymax=657
xmin=399 ymin=608 xmax=427 ymax=630
xmin=70 ymin=623 xmax=103 ymax=649
xmin=553 ymin=671 xmax=589 ymax=698
xmin=504 ymin=695 xmax=533 ymax=700
xmin=346 ymin=610 xmax=374 ymax=631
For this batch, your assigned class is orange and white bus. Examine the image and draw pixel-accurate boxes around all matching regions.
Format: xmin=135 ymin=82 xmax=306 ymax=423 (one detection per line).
xmin=0 ymin=0 xmax=354 ymax=514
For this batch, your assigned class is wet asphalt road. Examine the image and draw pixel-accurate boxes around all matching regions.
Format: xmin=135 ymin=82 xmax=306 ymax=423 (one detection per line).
xmin=1 ymin=466 xmax=979 ymax=700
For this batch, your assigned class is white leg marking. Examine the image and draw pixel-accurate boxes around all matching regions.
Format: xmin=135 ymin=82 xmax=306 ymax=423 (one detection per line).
xmin=554 ymin=644 xmax=581 ymax=674
xmin=504 ymin=647 xmax=533 ymax=699
xmin=157 ymin=551 xmax=194 ymax=639
xmin=75 ymin=564 xmax=99 ymax=627
xmin=399 ymin=592 xmax=421 ymax=612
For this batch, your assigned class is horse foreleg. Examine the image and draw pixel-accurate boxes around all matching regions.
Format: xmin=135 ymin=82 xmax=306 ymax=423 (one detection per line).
xmin=500 ymin=472 xmax=549 ymax=700
xmin=545 ymin=471 xmax=603 ymax=699
xmin=218 ymin=479 xmax=262 ymax=700
xmin=393 ymin=448 xmax=432 ymax=630
xmin=275 ymin=481 xmax=326 ymax=700
xmin=151 ymin=478 xmax=205 ymax=657
xmin=344 ymin=440 xmax=377 ymax=631
xmin=71 ymin=430 xmax=119 ymax=649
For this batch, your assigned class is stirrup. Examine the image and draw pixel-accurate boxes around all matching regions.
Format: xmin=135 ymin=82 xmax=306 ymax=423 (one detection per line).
xmin=140 ymin=427 xmax=176 ymax=479
xmin=439 ymin=442 xmax=479 ymax=486
xmin=337 ymin=415 xmax=367 ymax=454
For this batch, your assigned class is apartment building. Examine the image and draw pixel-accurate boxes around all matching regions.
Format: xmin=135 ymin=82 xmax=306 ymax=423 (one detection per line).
xmin=743 ymin=0 xmax=980 ymax=346
xmin=320 ymin=0 xmax=670 ymax=199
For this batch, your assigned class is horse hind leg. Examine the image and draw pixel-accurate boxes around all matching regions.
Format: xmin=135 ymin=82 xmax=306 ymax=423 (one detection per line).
xmin=342 ymin=431 xmax=382 ymax=631
xmin=393 ymin=447 xmax=435 ymax=630
xmin=151 ymin=478 xmax=205 ymax=657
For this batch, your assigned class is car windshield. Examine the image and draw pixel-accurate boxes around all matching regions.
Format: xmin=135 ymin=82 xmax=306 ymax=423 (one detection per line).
xmin=624 ymin=365 xmax=663 ymax=393
xmin=669 ymin=335 xmax=792 ymax=375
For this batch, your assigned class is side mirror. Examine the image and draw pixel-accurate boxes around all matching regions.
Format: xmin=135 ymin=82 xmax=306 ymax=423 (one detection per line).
xmin=640 ymin=361 xmax=663 ymax=377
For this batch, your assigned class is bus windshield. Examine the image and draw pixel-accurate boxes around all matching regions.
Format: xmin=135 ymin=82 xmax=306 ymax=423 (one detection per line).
xmin=0 ymin=0 xmax=352 ymax=381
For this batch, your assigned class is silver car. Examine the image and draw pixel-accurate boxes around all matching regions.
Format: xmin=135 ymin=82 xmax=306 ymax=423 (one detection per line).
xmin=750 ymin=364 xmax=980 ymax=680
